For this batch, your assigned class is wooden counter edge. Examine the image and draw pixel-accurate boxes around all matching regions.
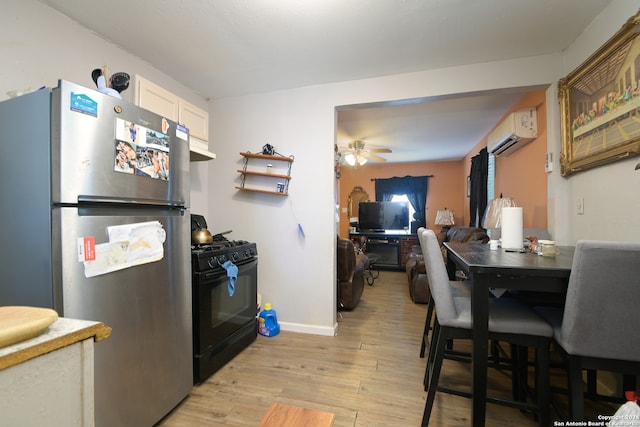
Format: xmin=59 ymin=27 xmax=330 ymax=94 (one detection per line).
xmin=0 ymin=321 xmax=111 ymax=371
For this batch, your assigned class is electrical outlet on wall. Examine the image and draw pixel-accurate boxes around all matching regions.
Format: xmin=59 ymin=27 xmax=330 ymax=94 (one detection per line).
xmin=576 ymin=197 xmax=584 ymax=215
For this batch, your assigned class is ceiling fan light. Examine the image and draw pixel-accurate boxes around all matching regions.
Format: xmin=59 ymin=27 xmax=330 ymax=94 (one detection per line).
xmin=345 ymin=153 xmax=356 ymax=166
xmin=356 ymin=154 xmax=367 ymax=165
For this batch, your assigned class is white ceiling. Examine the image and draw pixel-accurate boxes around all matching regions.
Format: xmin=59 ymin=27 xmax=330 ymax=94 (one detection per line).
xmin=336 ymin=88 xmax=547 ymax=162
xmin=38 ymin=0 xmax=613 ymax=163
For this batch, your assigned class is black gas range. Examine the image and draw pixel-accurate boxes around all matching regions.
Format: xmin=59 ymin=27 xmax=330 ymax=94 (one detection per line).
xmin=190 ymin=215 xmax=259 ymax=384
xmin=191 ymin=240 xmax=258 ymax=272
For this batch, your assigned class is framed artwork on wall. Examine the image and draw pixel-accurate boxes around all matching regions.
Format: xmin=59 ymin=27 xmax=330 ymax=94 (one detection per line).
xmin=558 ymin=10 xmax=640 ymax=176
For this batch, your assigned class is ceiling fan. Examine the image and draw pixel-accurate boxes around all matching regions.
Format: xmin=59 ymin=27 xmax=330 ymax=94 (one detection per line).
xmin=340 ymin=140 xmax=392 ymax=166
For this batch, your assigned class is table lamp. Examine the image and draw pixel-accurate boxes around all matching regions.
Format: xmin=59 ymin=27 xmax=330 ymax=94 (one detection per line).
xmin=482 ymin=197 xmax=517 ymax=240
xmin=434 ymin=208 xmax=455 ymax=232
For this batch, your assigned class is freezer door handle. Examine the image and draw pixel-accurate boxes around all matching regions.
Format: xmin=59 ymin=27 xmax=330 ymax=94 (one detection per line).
xmin=77 ymin=195 xmax=186 ymax=207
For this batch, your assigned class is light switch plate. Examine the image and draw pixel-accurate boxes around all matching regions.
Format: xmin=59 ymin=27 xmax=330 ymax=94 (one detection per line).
xmin=576 ymin=197 xmax=584 ymax=215
xmin=545 ymin=152 xmax=553 ymax=173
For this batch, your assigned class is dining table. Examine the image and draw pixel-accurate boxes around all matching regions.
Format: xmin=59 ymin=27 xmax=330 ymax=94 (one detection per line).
xmin=443 ymin=241 xmax=575 ymax=427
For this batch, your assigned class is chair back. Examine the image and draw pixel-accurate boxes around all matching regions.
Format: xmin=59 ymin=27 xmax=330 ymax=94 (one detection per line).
xmin=336 ymin=236 xmax=356 ymax=282
xmin=559 ymin=240 xmax=640 ymax=361
xmin=419 ymin=228 xmax=458 ymax=323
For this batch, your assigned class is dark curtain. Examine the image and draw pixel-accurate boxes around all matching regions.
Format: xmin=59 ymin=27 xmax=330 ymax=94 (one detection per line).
xmin=374 ymin=175 xmax=430 ymax=225
xmin=469 ymin=148 xmax=488 ymax=227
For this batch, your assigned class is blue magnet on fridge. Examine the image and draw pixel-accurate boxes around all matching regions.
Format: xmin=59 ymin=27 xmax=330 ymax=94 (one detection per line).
xmin=70 ymin=92 xmax=98 ymax=117
xmin=298 ymin=223 xmax=305 ymax=238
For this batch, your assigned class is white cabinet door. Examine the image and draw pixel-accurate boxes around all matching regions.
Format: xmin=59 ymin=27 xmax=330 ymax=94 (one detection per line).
xmin=135 ymin=75 xmax=215 ymax=161
xmin=179 ymin=100 xmax=209 ymax=148
xmin=135 ymin=75 xmax=179 ymax=121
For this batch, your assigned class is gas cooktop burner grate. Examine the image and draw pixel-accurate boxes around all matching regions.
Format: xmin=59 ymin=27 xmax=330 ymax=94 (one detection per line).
xmin=191 ymin=240 xmax=257 ymax=272
xmin=191 ymin=240 xmax=250 ymax=253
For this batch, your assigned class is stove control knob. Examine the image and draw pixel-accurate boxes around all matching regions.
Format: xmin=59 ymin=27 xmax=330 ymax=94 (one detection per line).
xmin=244 ymin=249 xmax=251 ymax=257
xmin=207 ymin=257 xmax=217 ymax=268
xmin=232 ymin=252 xmax=239 ymax=261
xmin=219 ymin=254 xmax=227 ymax=263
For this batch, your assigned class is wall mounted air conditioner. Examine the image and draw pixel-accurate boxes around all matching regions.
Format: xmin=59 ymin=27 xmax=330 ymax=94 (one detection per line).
xmin=487 ymin=108 xmax=538 ymax=156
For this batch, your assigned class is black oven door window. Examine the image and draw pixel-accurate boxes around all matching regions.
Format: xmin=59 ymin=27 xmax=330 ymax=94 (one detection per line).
xmin=194 ymin=259 xmax=257 ymax=354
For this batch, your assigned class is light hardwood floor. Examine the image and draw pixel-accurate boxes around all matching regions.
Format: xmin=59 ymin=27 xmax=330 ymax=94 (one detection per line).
xmin=158 ymin=270 xmax=618 ymax=426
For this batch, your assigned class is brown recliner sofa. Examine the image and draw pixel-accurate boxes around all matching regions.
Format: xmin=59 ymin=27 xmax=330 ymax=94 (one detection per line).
xmin=407 ymin=226 xmax=489 ymax=303
xmin=337 ymin=236 xmax=369 ymax=310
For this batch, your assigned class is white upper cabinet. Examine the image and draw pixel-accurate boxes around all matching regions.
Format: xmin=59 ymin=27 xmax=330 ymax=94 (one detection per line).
xmin=179 ymin=100 xmax=209 ymax=146
xmin=135 ymin=76 xmax=180 ymax=121
xmin=135 ymin=75 xmax=215 ymax=161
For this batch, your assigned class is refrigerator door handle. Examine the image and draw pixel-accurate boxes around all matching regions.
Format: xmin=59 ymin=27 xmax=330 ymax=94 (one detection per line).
xmin=77 ymin=195 xmax=186 ymax=207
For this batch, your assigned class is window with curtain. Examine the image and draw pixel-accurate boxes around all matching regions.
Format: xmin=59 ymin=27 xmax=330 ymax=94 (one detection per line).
xmin=391 ymin=194 xmax=416 ymax=221
xmin=374 ymin=175 xmax=430 ymax=227
xmin=487 ymin=153 xmax=496 ymax=208
xmin=469 ymin=148 xmax=488 ymax=227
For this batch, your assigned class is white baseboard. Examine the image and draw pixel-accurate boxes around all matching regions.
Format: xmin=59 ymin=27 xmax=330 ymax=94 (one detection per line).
xmin=279 ymin=321 xmax=337 ymax=336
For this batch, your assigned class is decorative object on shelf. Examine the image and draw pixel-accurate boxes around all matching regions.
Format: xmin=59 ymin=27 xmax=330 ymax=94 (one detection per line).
xmin=559 ymin=10 xmax=640 ymax=176
xmin=482 ymin=196 xmax=517 ymax=240
xmin=262 ymin=143 xmax=275 ymax=155
xmin=236 ymin=151 xmax=294 ymax=196
xmin=434 ymin=208 xmax=455 ymax=233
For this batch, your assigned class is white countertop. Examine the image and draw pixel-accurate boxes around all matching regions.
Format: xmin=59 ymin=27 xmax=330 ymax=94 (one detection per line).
xmin=0 ymin=317 xmax=111 ymax=370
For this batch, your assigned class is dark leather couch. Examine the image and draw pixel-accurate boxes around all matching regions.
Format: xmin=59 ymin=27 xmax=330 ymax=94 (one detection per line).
xmin=407 ymin=226 xmax=489 ymax=303
xmin=337 ymin=236 xmax=369 ymax=310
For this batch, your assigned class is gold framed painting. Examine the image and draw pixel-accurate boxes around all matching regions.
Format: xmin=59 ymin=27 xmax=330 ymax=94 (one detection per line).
xmin=559 ymin=10 xmax=640 ymax=176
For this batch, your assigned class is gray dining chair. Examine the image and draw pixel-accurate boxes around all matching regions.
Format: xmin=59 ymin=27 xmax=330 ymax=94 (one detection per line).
xmin=416 ymin=227 xmax=470 ymax=360
xmin=419 ymin=229 xmax=553 ymax=427
xmin=535 ymin=240 xmax=640 ymax=420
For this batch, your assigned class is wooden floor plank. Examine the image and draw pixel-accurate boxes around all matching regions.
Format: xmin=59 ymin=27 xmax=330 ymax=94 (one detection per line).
xmin=158 ymin=270 xmax=620 ymax=426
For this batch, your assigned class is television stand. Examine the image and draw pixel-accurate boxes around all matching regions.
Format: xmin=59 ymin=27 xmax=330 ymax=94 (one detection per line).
xmin=349 ymin=231 xmax=418 ymax=270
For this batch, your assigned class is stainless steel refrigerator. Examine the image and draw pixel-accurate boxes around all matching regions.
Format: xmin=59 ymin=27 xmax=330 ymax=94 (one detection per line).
xmin=0 ymin=80 xmax=192 ymax=426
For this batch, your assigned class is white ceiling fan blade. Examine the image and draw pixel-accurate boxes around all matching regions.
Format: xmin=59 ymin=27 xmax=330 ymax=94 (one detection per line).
xmin=364 ymin=152 xmax=387 ymax=162
xmin=368 ymin=148 xmax=392 ymax=153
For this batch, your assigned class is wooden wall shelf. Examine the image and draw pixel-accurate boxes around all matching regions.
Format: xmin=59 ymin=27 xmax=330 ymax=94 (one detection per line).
xmin=236 ymin=170 xmax=291 ymax=179
xmin=235 ymin=187 xmax=289 ymax=196
xmin=239 ymin=152 xmax=293 ymax=162
xmin=237 ymin=151 xmax=294 ymax=196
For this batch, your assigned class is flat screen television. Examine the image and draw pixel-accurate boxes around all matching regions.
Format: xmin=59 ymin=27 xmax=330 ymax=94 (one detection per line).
xmin=358 ymin=201 xmax=410 ymax=231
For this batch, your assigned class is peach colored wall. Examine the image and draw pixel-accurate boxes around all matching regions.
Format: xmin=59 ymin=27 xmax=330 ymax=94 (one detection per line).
xmin=494 ymin=91 xmax=547 ymax=228
xmin=337 ymin=160 xmax=465 ymax=236
xmin=461 ymin=90 xmax=548 ymax=228
xmin=339 ymin=90 xmax=548 ymax=234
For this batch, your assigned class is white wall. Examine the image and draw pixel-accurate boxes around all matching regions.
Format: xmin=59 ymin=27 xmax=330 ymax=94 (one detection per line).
xmin=3 ymin=0 xmax=637 ymax=335
xmin=555 ymin=0 xmax=640 ymax=243
xmin=0 ymin=0 xmax=210 ymax=211
xmin=208 ymin=0 xmax=640 ymax=334
xmin=209 ymin=55 xmax=565 ymax=334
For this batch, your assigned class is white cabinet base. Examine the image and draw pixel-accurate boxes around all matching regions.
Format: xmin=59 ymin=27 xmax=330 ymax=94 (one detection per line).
xmin=0 ymin=318 xmax=110 ymax=427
